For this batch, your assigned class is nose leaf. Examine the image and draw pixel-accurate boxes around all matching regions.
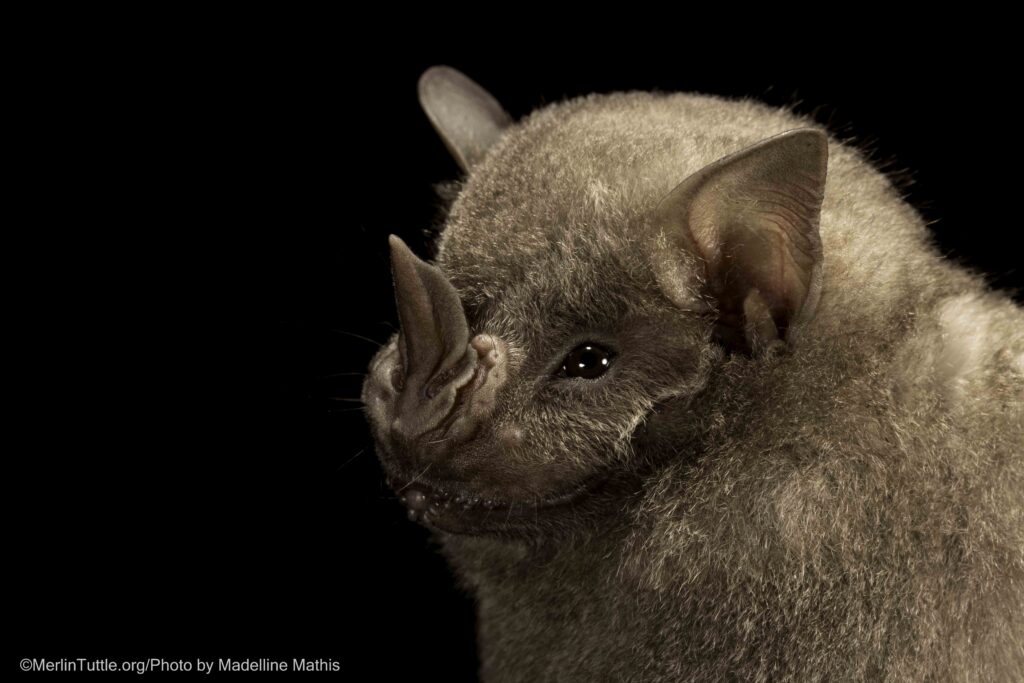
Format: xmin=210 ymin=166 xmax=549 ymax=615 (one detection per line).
xmin=387 ymin=235 xmax=481 ymax=444
xmin=389 ymin=235 xmax=471 ymax=384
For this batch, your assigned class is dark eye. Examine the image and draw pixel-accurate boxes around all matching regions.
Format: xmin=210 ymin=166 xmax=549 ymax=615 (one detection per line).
xmin=559 ymin=343 xmax=614 ymax=379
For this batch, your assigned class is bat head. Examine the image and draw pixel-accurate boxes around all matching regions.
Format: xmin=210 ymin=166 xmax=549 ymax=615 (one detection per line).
xmin=362 ymin=67 xmax=827 ymax=538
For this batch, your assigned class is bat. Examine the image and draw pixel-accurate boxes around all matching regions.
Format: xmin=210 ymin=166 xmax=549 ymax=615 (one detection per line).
xmin=361 ymin=66 xmax=1024 ymax=681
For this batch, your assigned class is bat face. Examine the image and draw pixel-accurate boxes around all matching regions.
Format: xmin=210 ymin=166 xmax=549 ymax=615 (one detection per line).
xmin=362 ymin=67 xmax=828 ymax=539
xmin=362 ymin=232 xmax=711 ymax=537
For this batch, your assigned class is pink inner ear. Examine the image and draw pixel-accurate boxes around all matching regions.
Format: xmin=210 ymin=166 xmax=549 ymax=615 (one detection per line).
xmin=651 ymin=129 xmax=827 ymax=344
xmin=714 ymin=203 xmax=822 ymax=334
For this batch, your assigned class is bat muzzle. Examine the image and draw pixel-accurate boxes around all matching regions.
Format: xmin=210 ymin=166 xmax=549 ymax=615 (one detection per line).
xmin=372 ymin=236 xmax=509 ymax=464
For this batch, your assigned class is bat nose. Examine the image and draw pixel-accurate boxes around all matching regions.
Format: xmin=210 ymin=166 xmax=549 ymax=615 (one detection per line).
xmin=386 ymin=236 xmax=508 ymax=454
xmin=389 ymin=234 xmax=471 ymax=388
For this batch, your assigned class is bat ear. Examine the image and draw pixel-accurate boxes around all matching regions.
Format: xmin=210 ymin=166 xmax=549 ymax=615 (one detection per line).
xmin=418 ymin=66 xmax=512 ymax=173
xmin=651 ymin=129 xmax=828 ymax=354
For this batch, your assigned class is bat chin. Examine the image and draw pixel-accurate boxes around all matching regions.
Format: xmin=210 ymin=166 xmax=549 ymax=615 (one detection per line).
xmin=389 ymin=476 xmax=607 ymax=537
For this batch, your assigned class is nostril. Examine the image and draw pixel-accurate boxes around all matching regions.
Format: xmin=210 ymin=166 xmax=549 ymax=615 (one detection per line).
xmin=390 ymin=365 xmax=405 ymax=392
xmin=424 ymin=364 xmax=459 ymax=399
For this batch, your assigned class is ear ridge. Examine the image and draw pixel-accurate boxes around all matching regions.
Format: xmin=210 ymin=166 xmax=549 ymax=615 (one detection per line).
xmin=418 ymin=66 xmax=512 ymax=172
xmin=652 ymin=129 xmax=828 ymax=352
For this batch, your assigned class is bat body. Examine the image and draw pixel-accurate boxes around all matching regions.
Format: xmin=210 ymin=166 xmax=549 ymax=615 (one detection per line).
xmin=362 ymin=67 xmax=1024 ymax=681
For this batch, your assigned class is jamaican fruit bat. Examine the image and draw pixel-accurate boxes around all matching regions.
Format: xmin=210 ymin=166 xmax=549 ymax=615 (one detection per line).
xmin=361 ymin=66 xmax=1024 ymax=681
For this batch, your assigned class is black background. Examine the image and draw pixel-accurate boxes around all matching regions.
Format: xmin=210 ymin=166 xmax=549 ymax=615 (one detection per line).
xmin=14 ymin=20 xmax=1020 ymax=680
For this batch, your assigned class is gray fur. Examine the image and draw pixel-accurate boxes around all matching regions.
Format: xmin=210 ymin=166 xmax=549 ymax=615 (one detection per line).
xmin=362 ymin=68 xmax=1024 ymax=681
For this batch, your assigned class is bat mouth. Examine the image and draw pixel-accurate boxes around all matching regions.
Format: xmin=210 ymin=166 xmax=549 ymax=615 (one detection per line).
xmin=390 ymin=476 xmax=606 ymax=536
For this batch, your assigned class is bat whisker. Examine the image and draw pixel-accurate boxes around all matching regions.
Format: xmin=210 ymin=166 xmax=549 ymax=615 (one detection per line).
xmin=336 ymin=449 xmax=366 ymax=471
xmin=329 ymin=329 xmax=385 ymax=348
xmin=396 ymin=463 xmax=434 ymax=493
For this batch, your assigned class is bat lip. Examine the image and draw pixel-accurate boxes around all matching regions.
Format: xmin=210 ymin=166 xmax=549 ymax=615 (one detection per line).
xmin=391 ymin=473 xmax=611 ymax=536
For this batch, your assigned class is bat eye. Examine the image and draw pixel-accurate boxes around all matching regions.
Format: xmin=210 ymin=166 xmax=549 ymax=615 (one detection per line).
xmin=559 ymin=343 xmax=614 ymax=379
